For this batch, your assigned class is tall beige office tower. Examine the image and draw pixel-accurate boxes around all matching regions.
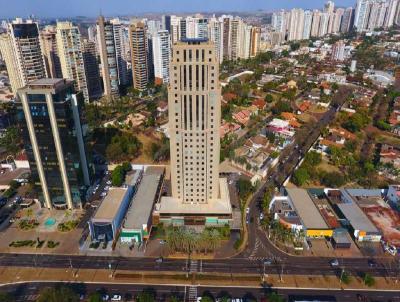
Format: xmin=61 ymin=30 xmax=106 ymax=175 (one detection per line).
xmin=0 ymin=19 xmax=47 ymax=93
xmin=56 ymin=22 xmax=89 ymax=101
xmin=154 ymin=39 xmax=232 ymax=227
xmin=129 ymin=22 xmax=149 ymax=91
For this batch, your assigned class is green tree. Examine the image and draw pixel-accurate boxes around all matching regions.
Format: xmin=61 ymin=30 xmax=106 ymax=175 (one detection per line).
xmin=320 ymin=171 xmax=345 ymax=187
xmin=363 ymin=273 xmax=375 ymax=287
xmin=292 ymin=168 xmax=310 ymax=186
xmin=271 ymin=100 xmax=292 ymax=115
xmin=340 ymin=270 xmax=351 ymax=285
xmin=36 ymin=286 xmax=79 ymax=302
xmin=105 ymin=132 xmax=142 ymax=162
xmin=264 ymin=94 xmax=274 ymax=103
xmin=111 ymin=162 xmax=132 ymax=186
xmin=201 ymin=295 xmax=214 ymax=302
xmin=376 ymin=120 xmax=391 ymax=131
xmin=236 ymin=178 xmax=254 ymax=200
xmin=0 ymin=126 xmax=20 ymax=155
xmin=267 ymin=292 xmax=285 ymax=302
xmin=304 ymin=151 xmax=322 ymax=166
xmin=0 ymin=292 xmax=14 ymax=302
xmin=88 ymin=293 xmax=102 ymax=302
xmin=136 ymin=291 xmax=155 ymax=302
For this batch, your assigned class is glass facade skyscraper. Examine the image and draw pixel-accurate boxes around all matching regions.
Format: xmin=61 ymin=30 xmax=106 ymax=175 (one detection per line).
xmin=17 ymin=79 xmax=91 ymax=210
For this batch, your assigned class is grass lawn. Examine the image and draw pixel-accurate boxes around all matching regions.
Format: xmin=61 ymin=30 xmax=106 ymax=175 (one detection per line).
xmin=132 ymin=130 xmax=170 ymax=165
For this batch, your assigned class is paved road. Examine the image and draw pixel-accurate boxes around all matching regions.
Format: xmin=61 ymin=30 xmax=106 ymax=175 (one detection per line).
xmin=0 ymin=252 xmax=399 ymax=278
xmin=2 ymin=282 xmax=400 ymax=302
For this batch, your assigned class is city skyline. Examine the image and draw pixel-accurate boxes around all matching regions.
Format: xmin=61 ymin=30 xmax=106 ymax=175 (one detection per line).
xmin=0 ymin=0 xmax=357 ymax=18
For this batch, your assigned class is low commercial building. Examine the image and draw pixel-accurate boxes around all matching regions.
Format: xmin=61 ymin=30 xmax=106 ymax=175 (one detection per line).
xmin=326 ymin=189 xmax=382 ymax=242
xmin=270 ymin=188 xmax=334 ymax=238
xmin=88 ymin=187 xmax=133 ymax=243
xmin=88 ymin=168 xmax=143 ymax=243
xmin=120 ymin=166 xmax=164 ymax=244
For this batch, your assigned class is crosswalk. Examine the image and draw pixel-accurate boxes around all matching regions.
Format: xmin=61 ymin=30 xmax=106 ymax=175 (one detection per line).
xmin=188 ymin=286 xmax=198 ymax=302
xmin=190 ymin=259 xmax=198 ymax=273
xmin=16 ymin=294 xmax=38 ymax=301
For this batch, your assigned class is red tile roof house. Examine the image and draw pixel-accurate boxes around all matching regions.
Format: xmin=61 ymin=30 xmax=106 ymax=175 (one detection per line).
xmin=247 ymin=135 xmax=269 ymax=150
xmin=222 ymin=92 xmax=238 ymax=105
xmin=233 ymin=109 xmax=253 ymax=125
xmin=380 ymin=144 xmax=400 ymax=169
xmin=220 ymin=122 xmax=241 ymax=138
xmin=252 ymin=98 xmax=266 ymax=110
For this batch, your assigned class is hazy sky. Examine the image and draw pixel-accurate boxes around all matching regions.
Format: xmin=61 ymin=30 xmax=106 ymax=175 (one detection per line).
xmin=0 ymin=0 xmax=356 ymax=18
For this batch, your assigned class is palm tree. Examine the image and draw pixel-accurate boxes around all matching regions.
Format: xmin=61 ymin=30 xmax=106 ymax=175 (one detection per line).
xmin=209 ymin=229 xmax=222 ymax=252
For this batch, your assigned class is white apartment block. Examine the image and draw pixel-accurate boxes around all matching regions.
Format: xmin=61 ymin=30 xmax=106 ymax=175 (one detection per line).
xmin=152 ymin=30 xmax=171 ymax=83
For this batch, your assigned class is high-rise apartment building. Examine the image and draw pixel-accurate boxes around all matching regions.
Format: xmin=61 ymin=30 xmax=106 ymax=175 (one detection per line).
xmin=154 ymin=39 xmax=232 ymax=226
xmin=354 ymin=0 xmax=372 ymax=31
xmin=288 ymin=9 xmax=305 ymax=41
xmin=152 ymin=30 xmax=170 ymax=83
xmin=319 ymin=12 xmax=330 ymax=36
xmin=17 ymin=79 xmax=91 ymax=210
xmin=0 ymin=34 xmax=23 ymax=93
xmin=311 ymin=10 xmax=322 ymax=37
xmin=56 ymin=22 xmax=89 ymax=101
xmin=222 ymin=16 xmax=232 ymax=60
xmin=41 ymin=25 xmax=63 ymax=79
xmin=230 ymin=17 xmax=243 ymax=60
xmin=303 ymin=10 xmax=313 ymax=40
xmin=170 ymin=16 xmax=182 ymax=43
xmin=97 ymin=15 xmax=120 ymax=97
xmin=385 ymin=0 xmax=399 ymax=27
xmin=82 ymin=39 xmax=103 ymax=99
xmin=250 ymin=26 xmax=261 ymax=58
xmin=162 ymin=15 xmax=172 ymax=33
xmin=111 ymin=19 xmax=129 ymax=86
xmin=208 ymin=17 xmax=224 ymax=63
xmin=129 ymin=22 xmax=149 ymax=91
xmin=340 ymin=7 xmax=354 ymax=32
xmin=0 ymin=19 xmax=47 ymax=93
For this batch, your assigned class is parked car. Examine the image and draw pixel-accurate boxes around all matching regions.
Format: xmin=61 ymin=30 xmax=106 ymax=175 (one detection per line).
xmin=259 ymin=213 xmax=264 ymax=220
xmin=155 ymin=257 xmax=163 ymax=263
xmin=101 ymin=294 xmax=109 ymax=301
xmin=111 ymin=295 xmax=122 ymax=301
xmin=246 ymin=207 xmax=250 ymax=214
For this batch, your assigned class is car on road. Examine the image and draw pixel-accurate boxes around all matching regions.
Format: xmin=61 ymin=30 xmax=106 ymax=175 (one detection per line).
xmin=246 ymin=207 xmax=250 ymax=214
xmin=111 ymin=294 xmax=122 ymax=301
xmin=330 ymin=259 xmax=339 ymax=267
xmin=12 ymin=196 xmax=22 ymax=204
xmin=263 ymin=259 xmax=272 ymax=265
xmin=259 ymin=213 xmax=264 ymax=220
xmin=367 ymin=259 xmax=377 ymax=268
xmin=159 ymin=240 xmax=166 ymax=245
